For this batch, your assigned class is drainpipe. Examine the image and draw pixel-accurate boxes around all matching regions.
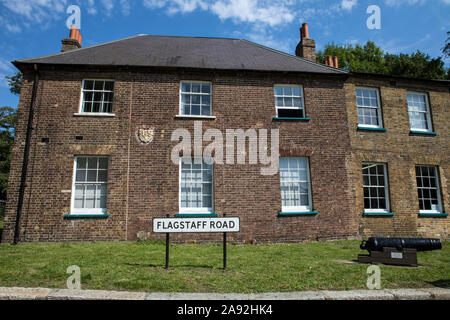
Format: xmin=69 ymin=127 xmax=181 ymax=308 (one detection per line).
xmin=13 ymin=64 xmax=39 ymax=244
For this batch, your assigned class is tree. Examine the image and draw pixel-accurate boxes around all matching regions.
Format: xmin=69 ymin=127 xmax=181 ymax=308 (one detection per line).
xmin=317 ymin=41 xmax=449 ymax=80
xmin=0 ymin=106 xmax=17 ymax=200
xmin=5 ymin=72 xmax=22 ymax=95
xmin=443 ymin=31 xmax=450 ymax=59
xmin=0 ymin=72 xmax=21 ymax=202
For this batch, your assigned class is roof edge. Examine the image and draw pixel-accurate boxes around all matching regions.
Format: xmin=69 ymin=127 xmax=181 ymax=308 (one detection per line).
xmin=239 ymin=39 xmax=348 ymax=74
xmin=350 ymin=71 xmax=450 ymax=85
xmin=13 ymin=34 xmax=148 ymax=65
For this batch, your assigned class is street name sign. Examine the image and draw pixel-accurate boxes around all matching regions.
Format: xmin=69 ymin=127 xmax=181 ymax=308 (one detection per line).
xmin=153 ymin=217 xmax=240 ymax=233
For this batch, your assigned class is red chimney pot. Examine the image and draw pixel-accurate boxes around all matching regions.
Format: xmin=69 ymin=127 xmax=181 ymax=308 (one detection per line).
xmin=302 ymin=23 xmax=309 ymax=39
xmin=333 ymin=56 xmax=339 ymax=68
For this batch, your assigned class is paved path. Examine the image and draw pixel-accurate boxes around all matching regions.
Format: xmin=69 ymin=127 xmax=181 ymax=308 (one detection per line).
xmin=0 ymin=287 xmax=448 ymax=300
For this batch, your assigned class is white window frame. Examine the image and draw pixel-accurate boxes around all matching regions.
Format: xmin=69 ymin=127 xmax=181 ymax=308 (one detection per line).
xmin=279 ymin=157 xmax=312 ymax=213
xmin=407 ymin=91 xmax=433 ymax=132
xmin=178 ymin=81 xmax=213 ymax=118
xmin=416 ymin=165 xmax=443 ymax=214
xmin=78 ymin=79 xmax=115 ymax=116
xmin=178 ymin=157 xmax=214 ymax=214
xmin=274 ymin=84 xmax=305 ymax=118
xmin=71 ymin=156 xmax=109 ymax=215
xmin=356 ymin=87 xmax=383 ymax=129
xmin=362 ymin=162 xmax=390 ymax=213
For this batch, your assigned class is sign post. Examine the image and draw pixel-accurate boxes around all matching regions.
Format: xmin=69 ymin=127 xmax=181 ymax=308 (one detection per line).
xmin=165 ymin=214 xmax=170 ymax=269
xmin=153 ymin=216 xmax=240 ymax=269
xmin=223 ymin=213 xmax=227 ymax=269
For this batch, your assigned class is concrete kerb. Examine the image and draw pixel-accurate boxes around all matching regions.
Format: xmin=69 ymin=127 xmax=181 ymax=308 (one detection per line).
xmin=0 ymin=287 xmax=449 ymax=300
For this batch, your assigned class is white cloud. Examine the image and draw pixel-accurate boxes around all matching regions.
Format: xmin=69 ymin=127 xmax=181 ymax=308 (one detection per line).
xmin=384 ymin=0 xmax=450 ymax=6
xmin=341 ymin=0 xmax=357 ymax=11
xmin=120 ymin=0 xmax=131 ymax=15
xmin=0 ymin=0 xmax=68 ymax=23
xmin=210 ymin=0 xmax=296 ymax=27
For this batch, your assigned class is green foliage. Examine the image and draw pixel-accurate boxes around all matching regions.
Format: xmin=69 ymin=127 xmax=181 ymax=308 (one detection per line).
xmin=0 ymin=106 xmax=17 ymax=200
xmin=317 ymin=41 xmax=449 ymax=80
xmin=5 ymin=72 xmax=22 ymax=95
xmin=443 ymin=31 xmax=450 ymax=58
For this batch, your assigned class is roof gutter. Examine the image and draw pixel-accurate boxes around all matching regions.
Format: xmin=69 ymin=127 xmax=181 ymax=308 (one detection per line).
xmin=13 ymin=63 xmax=39 ymax=244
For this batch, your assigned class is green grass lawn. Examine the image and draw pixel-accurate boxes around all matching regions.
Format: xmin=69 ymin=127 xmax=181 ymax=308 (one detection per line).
xmin=0 ymin=240 xmax=448 ymax=293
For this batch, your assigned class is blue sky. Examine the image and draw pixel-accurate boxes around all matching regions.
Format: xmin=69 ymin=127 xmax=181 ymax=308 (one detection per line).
xmin=0 ymin=0 xmax=449 ymax=108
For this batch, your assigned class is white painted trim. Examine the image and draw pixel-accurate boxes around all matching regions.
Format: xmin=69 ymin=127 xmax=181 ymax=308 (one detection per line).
xmin=70 ymin=156 xmax=109 ymax=215
xmin=362 ymin=162 xmax=390 ymax=212
xmin=178 ymin=157 xmax=214 ymax=214
xmin=274 ymin=84 xmax=305 ymax=118
xmin=417 ymin=165 xmax=443 ymax=213
xmin=79 ymin=79 xmax=115 ymax=114
xmin=74 ymin=113 xmax=116 ymax=117
xmin=179 ymin=80 xmax=213 ymax=117
xmin=407 ymin=91 xmax=433 ymax=132
xmin=356 ymin=86 xmax=384 ymax=129
xmin=280 ymin=157 xmax=313 ymax=213
xmin=175 ymin=115 xmax=216 ymax=119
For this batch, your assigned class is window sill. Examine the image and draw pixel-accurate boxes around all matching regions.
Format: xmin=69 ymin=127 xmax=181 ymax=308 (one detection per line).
xmin=418 ymin=213 xmax=447 ymax=218
xmin=357 ymin=126 xmax=386 ymax=132
xmin=278 ymin=211 xmax=318 ymax=216
xmin=73 ymin=113 xmax=116 ymax=117
xmin=410 ymin=130 xmax=437 ymax=136
xmin=273 ymin=117 xmax=310 ymax=121
xmin=363 ymin=212 xmax=395 ymax=216
xmin=175 ymin=115 xmax=216 ymax=120
xmin=64 ymin=214 xmax=110 ymax=219
xmin=175 ymin=213 xmax=219 ymax=217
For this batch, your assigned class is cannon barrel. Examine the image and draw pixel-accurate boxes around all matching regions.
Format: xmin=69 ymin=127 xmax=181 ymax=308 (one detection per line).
xmin=360 ymin=237 xmax=442 ymax=252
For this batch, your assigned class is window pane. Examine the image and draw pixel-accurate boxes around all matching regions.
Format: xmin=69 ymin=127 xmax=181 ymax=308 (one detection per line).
xmin=75 ymin=170 xmax=86 ymax=182
xmin=88 ymin=158 xmax=98 ymax=169
xmin=201 ymin=84 xmax=211 ymax=94
xmin=84 ymin=80 xmax=94 ymax=90
xmin=181 ymin=83 xmax=191 ymax=92
xmin=274 ymin=86 xmax=283 ymax=96
xmin=191 ymin=105 xmax=200 ymax=115
xmin=94 ymin=81 xmax=104 ymax=90
xmin=104 ymin=81 xmax=114 ymax=91
xmin=87 ymin=170 xmax=97 ymax=182
xmin=98 ymin=158 xmax=108 ymax=169
xmin=192 ymin=83 xmax=201 ymax=93
xmin=278 ymin=109 xmax=303 ymax=118
xmin=84 ymin=92 xmax=93 ymax=102
xmin=98 ymin=170 xmax=108 ymax=182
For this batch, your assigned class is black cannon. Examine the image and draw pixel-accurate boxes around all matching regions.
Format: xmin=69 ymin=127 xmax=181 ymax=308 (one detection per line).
xmin=358 ymin=237 xmax=442 ymax=267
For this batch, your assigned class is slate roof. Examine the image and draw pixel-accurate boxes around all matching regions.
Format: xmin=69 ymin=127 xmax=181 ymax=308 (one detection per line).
xmin=13 ymin=34 xmax=347 ymax=75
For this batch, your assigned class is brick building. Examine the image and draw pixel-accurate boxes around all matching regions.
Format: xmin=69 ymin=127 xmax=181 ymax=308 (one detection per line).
xmin=1 ymin=25 xmax=448 ymax=243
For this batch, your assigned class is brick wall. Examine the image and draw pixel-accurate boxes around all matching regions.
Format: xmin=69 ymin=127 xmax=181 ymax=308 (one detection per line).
xmin=345 ymin=75 xmax=449 ymax=240
xmin=2 ymin=66 xmax=357 ymax=243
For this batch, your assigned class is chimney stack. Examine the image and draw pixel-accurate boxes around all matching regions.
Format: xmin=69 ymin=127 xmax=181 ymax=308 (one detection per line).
xmin=61 ymin=25 xmax=82 ymax=52
xmin=325 ymin=56 xmax=339 ymax=68
xmin=295 ymin=22 xmax=316 ymax=62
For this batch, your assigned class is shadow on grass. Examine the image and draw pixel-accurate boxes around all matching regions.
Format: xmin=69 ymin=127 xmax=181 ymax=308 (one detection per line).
xmin=427 ymin=279 xmax=450 ymax=288
xmin=124 ymin=262 xmax=216 ymax=269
